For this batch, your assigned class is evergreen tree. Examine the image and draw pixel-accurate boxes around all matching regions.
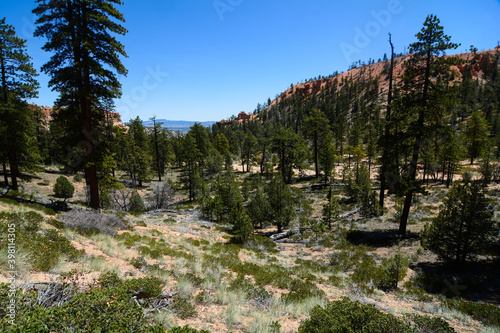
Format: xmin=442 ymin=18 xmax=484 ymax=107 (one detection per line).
xmin=34 ymin=0 xmax=127 ymax=209
xmin=397 ymin=15 xmax=459 ymax=235
xmin=126 ymin=117 xmax=151 ymax=187
xmin=463 ymin=110 xmax=490 ymax=165
xmin=247 ymin=182 xmax=270 ymax=229
xmin=322 ymin=187 xmax=340 ymax=230
xmin=0 ymin=18 xmax=39 ymax=190
xmin=439 ymin=128 xmax=462 ymax=187
xmin=129 ymin=190 xmax=146 ymax=213
xmin=318 ymin=134 xmax=336 ymax=185
xmin=421 ymin=181 xmax=498 ymax=263
xmin=242 ymin=131 xmax=258 ymax=172
xmin=150 ymin=116 xmax=164 ymax=181
xmin=379 ymin=33 xmax=396 ymax=209
xmin=304 ymin=109 xmax=331 ymax=178
xmin=267 ymin=173 xmax=295 ymax=233
xmin=53 ymin=176 xmax=75 ymax=198
xmin=272 ymin=126 xmax=308 ymax=184
xmin=181 ymin=135 xmax=203 ymax=201
xmin=230 ymin=201 xmax=254 ymax=243
xmin=188 ymin=123 xmax=211 ymax=167
xmin=214 ymin=133 xmax=232 ymax=170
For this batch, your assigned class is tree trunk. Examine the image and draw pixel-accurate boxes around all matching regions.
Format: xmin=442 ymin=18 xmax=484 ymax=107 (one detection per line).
xmin=399 ymin=48 xmax=432 ymax=235
xmin=2 ymin=162 xmax=8 ymax=187
xmin=153 ymin=118 xmax=161 ymax=181
xmin=78 ymin=5 xmax=99 ymax=209
xmin=260 ymin=146 xmax=266 ymax=174
xmin=7 ymin=143 xmax=19 ymax=191
xmin=313 ymin=132 xmax=319 ymax=177
xmin=85 ymin=165 xmax=99 ymax=209
xmin=380 ymin=34 xmax=395 ymax=209
xmin=470 ymin=140 xmax=475 ymax=165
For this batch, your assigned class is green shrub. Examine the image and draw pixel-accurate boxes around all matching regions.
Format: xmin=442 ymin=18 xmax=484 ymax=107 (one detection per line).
xmin=229 ymin=276 xmax=272 ymax=306
xmin=98 ymin=271 xmax=123 ymax=288
xmin=406 ymin=314 xmax=456 ymax=332
xmin=281 ymin=278 xmax=325 ymax=303
xmin=28 ymin=229 xmax=84 ymax=271
xmin=53 ymin=176 xmax=75 ymax=198
xmin=350 ymin=249 xmax=409 ymax=292
xmin=136 ymin=220 xmax=147 ymax=226
xmin=444 ymin=298 xmax=500 ymax=327
xmin=298 ymin=298 xmax=411 ymax=333
xmin=0 ymin=283 xmax=165 ymax=332
xmin=47 ymin=218 xmax=65 ymax=229
xmin=330 ymin=245 xmax=373 ymax=272
xmin=130 ymin=256 xmax=148 ymax=269
xmin=123 ymin=277 xmax=163 ymax=298
xmin=129 ymin=191 xmax=146 ymax=213
xmin=376 ymin=251 xmax=410 ymax=291
xmin=73 ymin=173 xmax=83 ymax=182
xmin=0 ymin=211 xmax=43 ymax=233
xmin=172 ymin=294 xmax=197 ymax=319
xmin=245 ymin=234 xmax=278 ymax=253
xmin=0 ymin=213 xmax=83 ymax=272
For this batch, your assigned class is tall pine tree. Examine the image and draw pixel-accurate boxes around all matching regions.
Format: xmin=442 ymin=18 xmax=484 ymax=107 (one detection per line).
xmin=0 ymin=18 xmax=39 ymax=190
xmin=397 ymin=15 xmax=459 ymax=235
xmin=34 ymin=0 xmax=127 ymax=209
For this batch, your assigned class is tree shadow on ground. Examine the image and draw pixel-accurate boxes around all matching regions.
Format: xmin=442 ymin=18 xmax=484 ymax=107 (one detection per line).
xmin=345 ymin=229 xmax=419 ymax=248
xmin=345 ymin=228 xmax=500 ymax=304
xmin=0 ymin=194 xmax=69 ymax=212
xmin=412 ymin=260 xmax=500 ymax=305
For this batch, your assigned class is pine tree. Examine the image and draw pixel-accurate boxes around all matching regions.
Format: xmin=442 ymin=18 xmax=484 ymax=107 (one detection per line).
xmin=150 ymin=116 xmax=164 ymax=181
xmin=322 ymin=187 xmax=340 ymax=230
xmin=126 ymin=117 xmax=151 ymax=187
xmin=247 ymin=182 xmax=270 ymax=229
xmin=242 ymin=131 xmax=257 ymax=172
xmin=129 ymin=190 xmax=146 ymax=213
xmin=379 ymin=33 xmax=396 ymax=209
xmin=0 ymin=18 xmax=39 ymax=190
xmin=272 ymin=126 xmax=308 ymax=184
xmin=397 ymin=15 xmax=459 ymax=235
xmin=230 ymin=201 xmax=254 ymax=243
xmin=214 ymin=133 xmax=232 ymax=170
xmin=318 ymin=135 xmax=336 ymax=185
xmin=34 ymin=0 xmax=127 ymax=209
xmin=421 ymin=181 xmax=497 ymax=263
xmin=181 ymin=135 xmax=202 ymax=202
xmin=304 ymin=109 xmax=331 ymax=178
xmin=463 ymin=110 xmax=490 ymax=165
xmin=267 ymin=173 xmax=295 ymax=233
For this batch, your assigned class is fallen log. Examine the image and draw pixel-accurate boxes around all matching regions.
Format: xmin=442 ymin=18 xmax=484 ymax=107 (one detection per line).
xmin=339 ymin=207 xmax=360 ymax=219
xmin=269 ymin=228 xmax=300 ymax=241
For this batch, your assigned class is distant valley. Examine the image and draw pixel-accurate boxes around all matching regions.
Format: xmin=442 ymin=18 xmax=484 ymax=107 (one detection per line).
xmin=141 ymin=119 xmax=216 ymax=132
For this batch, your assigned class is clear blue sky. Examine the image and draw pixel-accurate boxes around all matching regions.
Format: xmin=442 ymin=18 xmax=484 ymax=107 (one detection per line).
xmin=2 ymin=0 xmax=500 ymax=122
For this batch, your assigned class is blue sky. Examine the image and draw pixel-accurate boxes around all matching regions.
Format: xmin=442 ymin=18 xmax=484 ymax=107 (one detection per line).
xmin=2 ymin=0 xmax=500 ymax=122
